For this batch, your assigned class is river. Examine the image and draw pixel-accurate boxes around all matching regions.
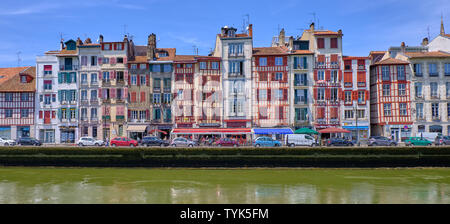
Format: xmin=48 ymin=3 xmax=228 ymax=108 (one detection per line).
xmin=0 ymin=167 xmax=449 ymax=204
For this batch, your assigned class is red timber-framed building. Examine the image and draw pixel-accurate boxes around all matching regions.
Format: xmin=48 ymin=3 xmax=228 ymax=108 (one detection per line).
xmin=252 ymin=46 xmax=290 ymax=128
xmin=369 ymin=55 xmax=412 ymax=141
xmin=300 ymin=23 xmax=344 ymax=131
xmin=0 ymin=66 xmax=36 ymax=139
xmin=172 ymin=55 xmax=222 ymax=129
xmin=341 ymin=56 xmax=371 ymax=142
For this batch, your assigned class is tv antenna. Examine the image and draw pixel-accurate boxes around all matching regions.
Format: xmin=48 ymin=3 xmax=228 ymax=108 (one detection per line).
xmin=242 ymin=14 xmax=250 ymax=33
xmin=123 ymin=24 xmax=128 ymax=36
xmin=427 ymin=26 xmax=431 ymax=40
xmin=17 ymin=51 xmax=22 ymax=67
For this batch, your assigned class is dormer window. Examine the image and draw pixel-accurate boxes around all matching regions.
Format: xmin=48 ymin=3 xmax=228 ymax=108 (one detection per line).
xmin=159 ymin=52 xmax=168 ymax=57
xmin=116 ymin=43 xmax=123 ymax=50
xmin=104 ymin=44 xmax=110 ymax=50
xmin=21 ymin=75 xmax=27 ymax=83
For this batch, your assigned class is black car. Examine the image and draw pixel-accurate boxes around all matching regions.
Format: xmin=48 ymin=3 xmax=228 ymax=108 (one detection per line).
xmin=326 ymin=138 xmax=353 ymax=146
xmin=141 ymin=136 xmax=169 ymax=147
xmin=368 ymin=136 xmax=397 ymax=146
xmin=435 ymin=136 xmax=450 ymax=146
xmin=16 ymin=137 xmax=42 ymax=146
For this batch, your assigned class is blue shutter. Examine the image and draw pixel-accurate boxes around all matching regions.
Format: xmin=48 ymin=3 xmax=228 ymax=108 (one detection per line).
xmin=58 ymin=73 xmax=62 ymax=84
xmin=58 ymin=91 xmax=61 ymax=102
xmin=58 ymin=108 xmax=61 ymax=119
xmin=293 ymin=57 xmax=298 ymax=69
xmin=303 ymin=57 xmax=308 ymax=69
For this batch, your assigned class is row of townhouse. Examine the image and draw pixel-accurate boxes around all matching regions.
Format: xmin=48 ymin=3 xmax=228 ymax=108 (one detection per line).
xmin=1 ymin=20 xmax=445 ymax=143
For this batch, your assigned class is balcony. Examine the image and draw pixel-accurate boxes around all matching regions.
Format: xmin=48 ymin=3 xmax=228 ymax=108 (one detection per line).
xmin=116 ymin=115 xmax=125 ymax=121
xmin=416 ymin=116 xmax=426 ymax=122
xmin=315 ymin=61 xmax=340 ymax=69
xmin=80 ymin=81 xmax=88 ymax=86
xmin=102 ymin=98 xmax=111 ymax=104
xmin=430 ymin=94 xmax=439 ymax=99
xmin=80 ymin=99 xmax=89 ymax=105
xmin=59 ymin=65 xmax=79 ymax=71
xmin=116 ymin=80 xmax=125 ymax=86
xmin=429 ymin=72 xmax=438 ymax=77
xmin=229 ymin=72 xmax=244 ymax=77
xmin=102 ymin=80 xmax=111 ymax=86
xmin=294 ymin=81 xmax=307 ymax=87
xmin=294 ymin=97 xmax=307 ymax=105
xmin=432 ymin=116 xmax=441 ymax=122
xmin=153 ymin=87 xmax=161 ymax=93
xmin=90 ymin=99 xmax=98 ymax=105
xmin=102 ymin=115 xmax=111 ymax=120
xmin=90 ymin=117 xmax=98 ymax=122
xmin=228 ymin=52 xmax=244 ymax=57
xmin=80 ymin=117 xmax=89 ymax=122
xmin=163 ymin=87 xmax=171 ymax=93
xmin=415 ymin=72 xmax=423 ymax=77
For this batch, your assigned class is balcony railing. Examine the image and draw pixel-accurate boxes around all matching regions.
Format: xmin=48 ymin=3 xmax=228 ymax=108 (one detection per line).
xmin=294 ymin=81 xmax=307 ymax=86
xmin=228 ymin=52 xmax=244 ymax=57
xmin=432 ymin=116 xmax=441 ymax=121
xmin=59 ymin=65 xmax=79 ymax=71
xmin=429 ymin=72 xmax=438 ymax=77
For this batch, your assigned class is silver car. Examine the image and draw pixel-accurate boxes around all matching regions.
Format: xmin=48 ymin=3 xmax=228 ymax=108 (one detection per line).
xmin=170 ymin=137 xmax=198 ymax=147
xmin=0 ymin=137 xmax=16 ymax=146
xmin=77 ymin=137 xmax=104 ymax=146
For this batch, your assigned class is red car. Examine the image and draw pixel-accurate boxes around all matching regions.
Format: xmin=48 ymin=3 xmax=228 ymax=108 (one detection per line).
xmin=213 ymin=138 xmax=239 ymax=147
xmin=110 ymin=137 xmax=138 ymax=147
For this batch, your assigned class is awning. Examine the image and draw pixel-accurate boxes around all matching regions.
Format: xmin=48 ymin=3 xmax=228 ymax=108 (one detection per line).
xmin=127 ymin=125 xmax=147 ymax=132
xmin=172 ymin=128 xmax=251 ymax=135
xmin=342 ymin=126 xmax=369 ymax=130
xmin=149 ymin=129 xmax=168 ymax=135
xmin=318 ymin=127 xmax=351 ymax=133
xmin=253 ymin=128 xmax=293 ymax=135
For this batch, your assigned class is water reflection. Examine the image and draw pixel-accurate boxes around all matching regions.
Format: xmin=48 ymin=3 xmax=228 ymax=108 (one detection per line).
xmin=0 ymin=168 xmax=449 ymax=204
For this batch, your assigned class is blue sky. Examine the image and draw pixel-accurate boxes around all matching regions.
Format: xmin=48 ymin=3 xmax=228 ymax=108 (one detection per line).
xmin=0 ymin=0 xmax=448 ymax=67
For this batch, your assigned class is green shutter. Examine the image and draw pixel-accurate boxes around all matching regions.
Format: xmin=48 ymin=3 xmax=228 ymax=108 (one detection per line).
xmin=58 ymin=73 xmax=62 ymax=84
xmin=293 ymin=57 xmax=298 ymax=69
xmin=58 ymin=91 xmax=62 ymax=102
xmin=72 ymin=72 xmax=76 ymax=83
xmin=304 ymin=89 xmax=308 ymax=103
xmin=74 ymin=108 xmax=78 ymax=119
xmin=153 ymin=108 xmax=156 ymax=119
xmin=65 ymin=73 xmax=70 ymax=83
xmin=58 ymin=109 xmax=62 ymax=119
xmin=303 ymin=57 xmax=307 ymax=69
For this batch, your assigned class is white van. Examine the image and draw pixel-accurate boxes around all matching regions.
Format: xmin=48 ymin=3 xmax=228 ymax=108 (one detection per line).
xmin=415 ymin=132 xmax=439 ymax=142
xmin=285 ymin=134 xmax=317 ymax=147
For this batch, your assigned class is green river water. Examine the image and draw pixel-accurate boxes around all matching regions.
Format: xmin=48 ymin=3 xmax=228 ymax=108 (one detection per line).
xmin=0 ymin=167 xmax=449 ymax=204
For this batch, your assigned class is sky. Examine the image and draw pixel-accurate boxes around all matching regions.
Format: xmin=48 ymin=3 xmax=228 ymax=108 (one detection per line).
xmin=0 ymin=0 xmax=449 ymax=67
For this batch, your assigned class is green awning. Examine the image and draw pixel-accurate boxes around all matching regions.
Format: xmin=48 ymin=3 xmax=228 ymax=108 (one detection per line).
xmin=294 ymin=128 xmax=318 ymax=135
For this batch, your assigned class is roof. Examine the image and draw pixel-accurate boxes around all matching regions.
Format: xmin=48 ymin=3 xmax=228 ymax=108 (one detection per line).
xmin=404 ymin=51 xmax=450 ymax=58
xmin=0 ymin=66 xmax=36 ymax=92
xmin=374 ymin=57 xmax=409 ymax=65
xmin=252 ymin=47 xmax=288 ymax=55
xmin=290 ymin=50 xmax=314 ymax=55
xmin=45 ymin=49 xmax=77 ymax=56
xmin=305 ymin=29 xmax=342 ymax=36
xmin=343 ymin=56 xmax=370 ymax=60
xmin=444 ymin=34 xmax=450 ymax=38
xmin=135 ymin=46 xmax=147 ymax=56
xmin=128 ymin=56 xmax=148 ymax=63
xmin=155 ymin=48 xmax=176 ymax=61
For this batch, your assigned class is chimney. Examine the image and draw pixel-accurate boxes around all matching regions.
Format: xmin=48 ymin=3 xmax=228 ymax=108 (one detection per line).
xmin=421 ymin=37 xmax=429 ymax=46
xmin=99 ymin=34 xmax=104 ymax=43
xmin=147 ymin=33 xmax=156 ymax=60
xmin=289 ymin=36 xmax=294 ymax=50
xmin=84 ymin=38 xmax=92 ymax=44
xmin=123 ymin=35 xmax=128 ymax=42
xmin=76 ymin=37 xmax=82 ymax=46
xmin=401 ymin=42 xmax=406 ymax=53
xmin=279 ymin=28 xmax=285 ymax=46
xmin=248 ymin=24 xmax=253 ymax=37
xmin=338 ymin=29 xmax=343 ymax=35
xmin=310 ymin=22 xmax=315 ymax=31
xmin=60 ymin=38 xmax=64 ymax=50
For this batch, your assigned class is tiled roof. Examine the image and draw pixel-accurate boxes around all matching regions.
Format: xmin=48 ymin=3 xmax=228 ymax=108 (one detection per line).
xmin=128 ymin=56 xmax=148 ymax=63
xmin=405 ymin=51 xmax=450 ymax=58
xmin=0 ymin=66 xmax=35 ymax=92
xmin=252 ymin=47 xmax=288 ymax=55
xmin=135 ymin=45 xmax=147 ymax=56
xmin=444 ymin=34 xmax=450 ymax=38
xmin=173 ymin=55 xmax=196 ymax=62
xmin=374 ymin=58 xmax=409 ymax=65
xmin=46 ymin=49 xmax=77 ymax=56
xmin=305 ymin=29 xmax=342 ymax=36
xmin=343 ymin=56 xmax=369 ymax=60
xmin=155 ymin=48 xmax=176 ymax=61
xmin=290 ymin=50 xmax=314 ymax=55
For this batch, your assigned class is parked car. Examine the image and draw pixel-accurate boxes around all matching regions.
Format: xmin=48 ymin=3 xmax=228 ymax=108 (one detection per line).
xmin=0 ymin=137 xmax=16 ymax=146
xmin=141 ymin=136 xmax=169 ymax=147
xmin=435 ymin=136 xmax=450 ymax=146
xmin=415 ymin=132 xmax=439 ymax=142
xmin=253 ymin=137 xmax=282 ymax=147
xmin=170 ymin=137 xmax=198 ymax=147
xmin=326 ymin=138 xmax=353 ymax=146
xmin=77 ymin=137 xmax=104 ymax=146
xmin=285 ymin=134 xmax=317 ymax=147
xmin=404 ymin=137 xmax=433 ymax=146
xmin=110 ymin=137 xmax=138 ymax=147
xmin=16 ymin=137 xmax=42 ymax=146
xmin=213 ymin=138 xmax=240 ymax=147
xmin=368 ymin=136 xmax=397 ymax=146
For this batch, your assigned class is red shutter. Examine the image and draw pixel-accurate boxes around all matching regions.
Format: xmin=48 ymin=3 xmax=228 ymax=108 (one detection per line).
xmin=365 ymin=90 xmax=369 ymax=101
xmin=314 ymin=88 xmax=318 ymax=100
xmin=325 ymin=88 xmax=331 ymax=99
xmin=52 ymin=111 xmax=56 ymax=118
xmin=257 ymin=89 xmax=260 ymax=101
xmin=113 ymin=43 xmax=117 ymax=50
xmin=283 ymin=89 xmax=288 ymax=101
xmin=146 ymin=74 xmax=150 ymax=86
xmin=101 ymin=44 xmax=104 ymax=50
xmin=110 ymin=88 xmax=116 ymax=99
xmin=141 ymin=92 xmax=145 ymax=102
xmin=352 ymin=91 xmax=358 ymax=101
xmin=39 ymin=111 xmax=43 ymax=119
xmin=146 ymin=109 xmax=150 ymax=120
xmin=325 ymin=70 xmax=331 ymax=81
xmin=137 ymin=75 xmax=140 ymax=86
xmin=271 ymin=73 xmax=276 ymax=81
xmin=124 ymin=70 xmax=128 ymax=83
xmin=128 ymin=110 xmax=131 ymax=118
xmin=99 ymin=72 xmax=102 ymax=80
xmin=98 ymin=89 xmax=102 ymax=98
xmin=267 ymin=88 xmax=271 ymax=101
xmin=123 ymin=87 xmax=128 ymax=99
xmin=338 ymin=89 xmax=342 ymax=100
xmin=282 ymin=72 xmax=287 ymax=82
xmin=338 ymin=70 xmax=342 ymax=80
xmin=314 ymin=70 xmax=318 ymax=81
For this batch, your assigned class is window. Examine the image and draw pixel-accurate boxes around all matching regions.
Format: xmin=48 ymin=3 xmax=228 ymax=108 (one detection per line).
xmin=430 ymin=82 xmax=438 ymax=98
xmin=159 ymin=52 xmax=167 ymax=57
xmin=276 ymin=89 xmax=283 ymax=100
xmin=382 ymin=66 xmax=390 ymax=81
xmin=317 ymin=38 xmax=325 ymax=49
xmin=357 ymin=109 xmax=365 ymax=119
xmin=20 ymin=75 xmax=27 ymax=83
xmin=274 ymin=72 xmax=283 ymax=81
xmin=429 ymin=63 xmax=438 ymax=76
xmin=318 ymin=70 xmax=325 ymax=80
xmin=275 ymin=57 xmax=283 ymax=66
xmin=44 ymin=80 xmax=52 ymax=90
xmin=102 ymin=71 xmax=110 ymax=81
xmin=383 ymin=84 xmax=390 ymax=96
xmin=153 ymin=108 xmax=161 ymax=120
xmin=163 ymin=93 xmax=171 ymax=104
xmin=331 ymin=88 xmax=338 ymax=101
xmin=447 ymin=82 xmax=450 ymax=97
xmin=200 ymin=62 xmax=207 ymax=69
xmin=294 ymin=73 xmax=307 ymax=86
xmin=259 ymin=89 xmax=267 ymax=101
xmin=397 ymin=66 xmax=405 ymax=80
xmin=81 ymin=73 xmax=87 ymax=84
xmin=259 ymin=57 xmax=267 ymax=66
xmin=229 ymin=61 xmax=242 ymax=74
xmin=398 ymin=83 xmax=406 ymax=96
xmin=344 ymin=110 xmax=354 ymax=119
xmin=70 ymin=109 xmax=76 ymax=119
xmin=177 ymin=90 xmax=183 ymax=99
xmin=330 ymin=38 xmax=338 ymax=48
xmin=140 ymin=75 xmax=146 ymax=85
xmin=90 ymin=90 xmax=97 ymax=100
xmin=295 ymin=108 xmax=308 ymax=121
xmin=131 ymin=64 xmax=137 ymax=69
xmin=358 ymin=91 xmax=365 ymax=104
xmin=131 ymin=75 xmax=137 ymax=85
xmin=344 ymin=91 xmax=352 ymax=103
xmin=44 ymin=95 xmax=51 ymax=104
xmin=44 ymin=65 xmax=52 ymax=75
xmin=432 ymin=103 xmax=439 ymax=118
xmin=399 ymin=103 xmax=407 ymax=116
xmin=384 ymin=104 xmax=391 ymax=116
xmin=91 ymin=56 xmax=97 ymax=66
xmin=81 ymin=108 xmax=87 ymax=119
xmin=330 ymin=70 xmax=338 ymax=83
xmin=152 ymin=64 xmax=161 ymax=72
xmin=5 ymin=93 xmax=13 ymax=102
xmin=139 ymin=111 xmax=146 ymax=120
xmin=153 ymin=93 xmax=161 ymax=104
xmin=317 ymin=88 xmax=325 ymax=101
xmin=131 ymin=111 xmax=138 ymax=120
xmin=294 ymin=89 xmax=307 ymax=104
xmin=21 ymin=109 xmax=29 ymax=118
xmin=103 ymin=57 xmax=109 ymax=64
xmin=153 ymin=78 xmax=161 ymax=89
xmin=5 ymin=109 xmax=12 ymax=118
xmin=91 ymin=108 xmax=97 ymax=119
xmin=91 ymin=73 xmax=97 ymax=84
xmin=104 ymin=44 xmax=110 ymax=50
xmin=414 ymin=63 xmax=422 ymax=76
xmin=21 ymin=93 xmax=29 ymax=101
xmin=415 ymin=83 xmax=423 ymax=98
xmin=81 ymin=90 xmax=87 ymax=100
xmin=416 ymin=103 xmax=424 ymax=119
xmin=229 ymin=43 xmax=243 ymax=55
xmin=211 ymin=62 xmax=219 ymax=69
xmin=163 ymin=64 xmax=172 ymax=73
xmin=116 ymin=44 xmax=123 ymax=51
xmin=445 ymin=63 xmax=450 ymax=75
xmin=117 ymin=57 xmax=123 ymax=64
